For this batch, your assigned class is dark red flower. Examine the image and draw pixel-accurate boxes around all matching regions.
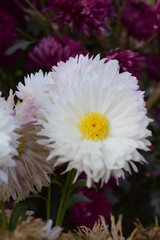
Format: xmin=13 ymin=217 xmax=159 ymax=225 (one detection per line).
xmin=121 ymin=0 xmax=155 ymax=40
xmin=106 ymin=49 xmax=145 ymax=79
xmin=28 ymin=35 xmax=84 ymax=70
xmin=154 ymin=0 xmax=160 ymax=32
xmin=145 ymin=55 xmax=160 ymax=82
xmin=0 ymin=10 xmax=16 ymax=54
xmin=45 ymin=0 xmax=115 ymax=35
xmin=71 ymin=187 xmax=111 ymax=228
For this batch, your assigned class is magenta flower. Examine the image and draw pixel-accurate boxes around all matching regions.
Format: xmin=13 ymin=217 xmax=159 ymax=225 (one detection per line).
xmin=71 ymin=187 xmax=111 ymax=228
xmin=106 ymin=49 xmax=145 ymax=79
xmin=145 ymin=55 xmax=160 ymax=82
xmin=155 ymin=108 xmax=160 ymax=123
xmin=0 ymin=10 xmax=16 ymax=54
xmin=28 ymin=35 xmax=84 ymax=69
xmin=45 ymin=0 xmax=115 ymax=35
xmin=121 ymin=0 xmax=155 ymax=40
xmin=154 ymin=0 xmax=160 ymax=31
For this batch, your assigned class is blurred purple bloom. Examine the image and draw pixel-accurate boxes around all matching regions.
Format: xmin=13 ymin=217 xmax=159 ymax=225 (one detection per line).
xmin=155 ymin=108 xmax=160 ymax=123
xmin=28 ymin=35 xmax=84 ymax=70
xmin=0 ymin=10 xmax=16 ymax=54
xmin=154 ymin=0 xmax=160 ymax=31
xmin=145 ymin=55 xmax=160 ymax=82
xmin=0 ymin=1 xmax=22 ymax=22
xmin=106 ymin=49 xmax=145 ymax=79
xmin=121 ymin=0 xmax=155 ymax=40
xmin=45 ymin=0 xmax=115 ymax=35
xmin=71 ymin=187 xmax=111 ymax=228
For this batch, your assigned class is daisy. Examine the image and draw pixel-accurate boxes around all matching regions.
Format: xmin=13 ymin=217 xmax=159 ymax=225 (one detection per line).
xmin=40 ymin=55 xmax=152 ymax=187
xmin=0 ymin=94 xmax=18 ymax=183
xmin=16 ymin=70 xmax=54 ymax=118
xmin=0 ymin=91 xmax=54 ymax=201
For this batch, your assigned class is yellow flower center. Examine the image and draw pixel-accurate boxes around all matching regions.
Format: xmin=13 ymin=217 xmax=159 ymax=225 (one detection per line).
xmin=78 ymin=112 xmax=110 ymax=141
xmin=17 ymin=137 xmax=26 ymax=156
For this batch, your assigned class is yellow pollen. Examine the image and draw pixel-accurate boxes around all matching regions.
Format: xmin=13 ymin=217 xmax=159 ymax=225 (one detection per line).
xmin=17 ymin=137 xmax=26 ymax=156
xmin=78 ymin=112 xmax=110 ymax=141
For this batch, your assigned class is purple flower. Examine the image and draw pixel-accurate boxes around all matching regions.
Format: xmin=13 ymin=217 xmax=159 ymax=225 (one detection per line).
xmin=0 ymin=1 xmax=22 ymax=23
xmin=155 ymin=107 xmax=160 ymax=123
xmin=145 ymin=55 xmax=160 ymax=82
xmin=121 ymin=0 xmax=155 ymax=40
xmin=45 ymin=0 xmax=115 ymax=35
xmin=106 ymin=49 xmax=145 ymax=79
xmin=28 ymin=35 xmax=84 ymax=70
xmin=71 ymin=187 xmax=111 ymax=228
xmin=154 ymin=0 xmax=160 ymax=31
xmin=0 ymin=10 xmax=16 ymax=54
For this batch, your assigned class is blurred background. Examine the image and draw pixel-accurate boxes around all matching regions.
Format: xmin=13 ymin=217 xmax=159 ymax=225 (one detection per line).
xmin=0 ymin=0 xmax=160 ymax=236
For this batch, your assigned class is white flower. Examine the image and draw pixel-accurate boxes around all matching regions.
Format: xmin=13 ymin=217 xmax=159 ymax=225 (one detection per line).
xmin=41 ymin=220 xmax=62 ymax=240
xmin=16 ymin=70 xmax=54 ymax=118
xmin=0 ymin=92 xmax=54 ymax=201
xmin=39 ymin=55 xmax=152 ymax=187
xmin=0 ymin=94 xmax=18 ymax=183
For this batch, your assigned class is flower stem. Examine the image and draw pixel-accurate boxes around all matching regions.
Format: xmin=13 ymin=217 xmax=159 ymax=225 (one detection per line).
xmin=136 ymin=33 xmax=158 ymax=51
xmin=56 ymin=170 xmax=76 ymax=226
xmin=0 ymin=201 xmax=7 ymax=231
xmin=47 ymin=179 xmax=51 ymax=220
xmin=146 ymin=82 xmax=160 ymax=110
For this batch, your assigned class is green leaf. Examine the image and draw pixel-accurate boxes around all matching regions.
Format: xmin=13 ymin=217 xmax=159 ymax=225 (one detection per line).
xmin=71 ymin=179 xmax=98 ymax=192
xmin=67 ymin=193 xmax=91 ymax=209
xmin=9 ymin=201 xmax=28 ymax=231
xmin=27 ymin=195 xmax=47 ymax=202
xmin=51 ymin=179 xmax=63 ymax=189
xmin=5 ymin=40 xmax=34 ymax=56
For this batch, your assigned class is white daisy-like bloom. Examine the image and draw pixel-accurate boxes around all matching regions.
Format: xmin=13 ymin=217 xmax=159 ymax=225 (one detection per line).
xmin=0 ymin=95 xmax=18 ymax=183
xmin=39 ymin=55 xmax=152 ymax=187
xmin=0 ymin=91 xmax=54 ymax=201
xmin=16 ymin=70 xmax=54 ymax=118
xmin=41 ymin=220 xmax=62 ymax=240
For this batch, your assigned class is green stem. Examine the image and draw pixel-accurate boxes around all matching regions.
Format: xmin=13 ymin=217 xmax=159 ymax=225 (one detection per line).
xmin=115 ymin=0 xmax=121 ymax=41
xmin=135 ymin=33 xmax=158 ymax=51
xmin=47 ymin=180 xmax=51 ymax=220
xmin=56 ymin=170 xmax=76 ymax=226
xmin=0 ymin=201 xmax=7 ymax=231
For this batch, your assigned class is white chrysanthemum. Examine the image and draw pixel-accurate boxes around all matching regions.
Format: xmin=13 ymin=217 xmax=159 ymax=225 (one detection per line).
xmin=40 ymin=55 xmax=152 ymax=187
xmin=16 ymin=70 xmax=54 ymax=116
xmin=0 ymin=92 xmax=54 ymax=201
xmin=41 ymin=220 xmax=62 ymax=240
xmin=0 ymin=95 xmax=18 ymax=183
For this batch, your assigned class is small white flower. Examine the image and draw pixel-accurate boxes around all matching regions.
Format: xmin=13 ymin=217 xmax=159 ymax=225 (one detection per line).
xmin=40 ymin=55 xmax=152 ymax=187
xmin=41 ymin=220 xmax=62 ymax=240
xmin=16 ymin=70 xmax=54 ymax=118
xmin=0 ymin=94 xmax=18 ymax=183
xmin=0 ymin=92 xmax=54 ymax=201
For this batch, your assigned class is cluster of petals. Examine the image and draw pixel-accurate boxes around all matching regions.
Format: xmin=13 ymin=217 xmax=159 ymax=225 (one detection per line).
xmin=0 ymin=90 xmax=54 ymax=200
xmin=45 ymin=0 xmax=115 ymax=35
xmin=3 ymin=54 xmax=152 ymax=191
xmin=154 ymin=0 xmax=160 ymax=31
xmin=106 ymin=49 xmax=145 ymax=79
xmin=38 ymin=54 xmax=152 ymax=187
xmin=0 ymin=94 xmax=18 ymax=184
xmin=0 ymin=10 xmax=16 ymax=55
xmin=28 ymin=35 xmax=83 ymax=70
xmin=121 ymin=0 xmax=156 ymax=40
